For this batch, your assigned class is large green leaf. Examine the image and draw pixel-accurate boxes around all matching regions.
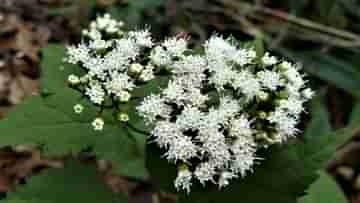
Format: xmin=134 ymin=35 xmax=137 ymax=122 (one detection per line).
xmin=299 ymin=171 xmax=346 ymax=203
xmin=5 ymin=160 xmax=127 ymax=203
xmin=147 ymin=126 xmax=356 ymax=203
xmin=109 ymin=0 xmax=165 ymax=27
xmin=94 ymin=125 xmax=149 ymax=178
xmin=40 ymin=44 xmax=83 ymax=94
xmin=0 ymin=44 xmax=148 ymax=178
xmin=315 ymin=0 xmax=337 ymax=20
xmin=0 ymin=89 xmax=96 ymax=155
xmin=0 ymin=88 xmax=147 ymax=178
xmin=303 ymin=96 xmax=332 ymax=140
xmin=349 ymin=103 xmax=360 ymax=126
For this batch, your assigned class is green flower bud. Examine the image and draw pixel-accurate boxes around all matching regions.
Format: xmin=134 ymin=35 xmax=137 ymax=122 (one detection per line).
xmin=257 ymin=91 xmax=269 ymax=101
xmin=278 ymin=90 xmax=289 ymax=99
xmin=257 ymin=111 xmax=267 ymax=119
xmin=129 ymin=63 xmax=144 ymax=75
xmin=117 ymin=112 xmax=129 ymax=122
xmin=68 ymin=74 xmax=80 ymax=86
xmin=73 ymin=104 xmax=84 ymax=114
xmin=178 ymin=164 xmax=189 ymax=172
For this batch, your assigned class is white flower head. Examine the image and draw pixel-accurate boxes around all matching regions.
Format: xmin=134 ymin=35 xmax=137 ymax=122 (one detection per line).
xmin=85 ymin=83 xmax=105 ymax=105
xmin=139 ymin=65 xmax=155 ymax=82
xmin=65 ymin=15 xmax=314 ymax=192
xmin=162 ymin=37 xmax=188 ymax=56
xmin=136 ymin=94 xmax=172 ymax=124
xmin=129 ymin=29 xmax=153 ymax=47
xmin=65 ymin=44 xmax=90 ymax=64
xmin=232 ymin=48 xmax=256 ymax=66
xmin=205 ymin=36 xmax=237 ymax=60
xmin=150 ymin=46 xmax=172 ymax=66
xmin=233 ymin=70 xmax=262 ymax=100
xmin=89 ymin=39 xmax=109 ymax=50
xmin=262 ymin=52 xmax=278 ymax=66
xmin=175 ymin=166 xmax=193 ymax=193
xmin=218 ymin=171 xmax=237 ymax=189
xmin=118 ymin=91 xmax=131 ymax=102
xmin=194 ymin=162 xmax=216 ymax=185
xmin=105 ymin=73 xmax=135 ymax=97
xmin=165 ymin=136 xmax=198 ymax=162
xmin=302 ymin=88 xmax=315 ymax=99
xmin=137 ymin=33 xmax=313 ymax=192
xmin=257 ymin=70 xmax=284 ymax=90
xmin=230 ymin=116 xmax=253 ymax=137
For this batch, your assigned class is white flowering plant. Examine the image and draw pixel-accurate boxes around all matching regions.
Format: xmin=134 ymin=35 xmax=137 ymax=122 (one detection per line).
xmin=0 ymin=14 xmax=355 ymax=203
xmin=64 ymin=14 xmax=158 ymax=131
xmin=136 ymin=32 xmax=316 ymax=192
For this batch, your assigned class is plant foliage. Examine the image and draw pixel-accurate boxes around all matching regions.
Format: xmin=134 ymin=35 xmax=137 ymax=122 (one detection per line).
xmin=0 ymin=44 xmax=148 ymax=178
xmin=299 ymin=171 xmax=346 ymax=203
xmin=4 ymin=160 xmax=127 ymax=203
xmin=0 ymin=36 xmax=355 ymax=203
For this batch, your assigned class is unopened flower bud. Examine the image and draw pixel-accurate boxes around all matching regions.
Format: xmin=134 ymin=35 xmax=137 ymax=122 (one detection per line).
xmin=257 ymin=111 xmax=267 ymax=119
xmin=262 ymin=52 xmax=277 ymax=66
xmin=118 ymin=112 xmax=129 ymax=122
xmin=90 ymin=22 xmax=97 ymax=29
xmin=268 ymin=133 xmax=282 ymax=144
xmin=178 ymin=164 xmax=189 ymax=171
xmin=80 ymin=75 xmax=90 ymax=84
xmin=118 ymin=91 xmax=131 ymax=102
xmin=68 ymin=74 xmax=80 ymax=86
xmin=175 ymin=164 xmax=192 ymax=193
xmin=92 ymin=40 xmax=107 ymax=50
xmin=73 ymin=104 xmax=84 ymax=114
xmin=82 ymin=29 xmax=89 ymax=36
xmin=278 ymin=90 xmax=289 ymax=99
xmin=279 ymin=61 xmax=292 ymax=71
xmin=129 ymin=63 xmax=144 ymax=75
xmin=92 ymin=118 xmax=104 ymax=131
xmin=255 ymin=132 xmax=268 ymax=141
xmin=139 ymin=65 xmax=155 ymax=82
xmin=257 ymin=91 xmax=269 ymax=101
xmin=118 ymin=21 xmax=124 ymax=27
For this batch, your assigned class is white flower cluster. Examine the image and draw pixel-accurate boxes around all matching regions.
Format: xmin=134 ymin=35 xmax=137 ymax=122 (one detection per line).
xmin=137 ymin=36 xmax=314 ymax=193
xmin=64 ymin=14 xmax=158 ymax=130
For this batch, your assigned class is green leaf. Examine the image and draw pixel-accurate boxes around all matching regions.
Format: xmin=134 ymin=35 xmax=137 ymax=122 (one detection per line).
xmin=299 ymin=171 xmax=346 ymax=203
xmin=349 ymin=103 xmax=360 ymax=126
xmin=278 ymin=49 xmax=360 ymax=97
xmin=94 ymin=125 xmax=149 ymax=179
xmin=340 ymin=0 xmax=360 ymax=19
xmin=147 ymin=126 xmax=357 ymax=203
xmin=303 ymin=96 xmax=332 ymax=139
xmin=315 ymin=0 xmax=337 ymax=20
xmin=0 ymin=43 xmax=147 ymax=178
xmin=41 ymin=44 xmax=83 ymax=94
xmin=109 ymin=0 xmax=165 ymax=27
xmin=0 ymin=88 xmax=147 ymax=178
xmin=5 ymin=160 xmax=127 ymax=203
xmin=0 ymin=90 xmax=94 ymax=154
xmin=47 ymin=5 xmax=79 ymax=17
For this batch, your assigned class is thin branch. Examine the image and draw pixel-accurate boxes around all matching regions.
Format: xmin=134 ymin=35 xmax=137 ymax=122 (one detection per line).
xmin=217 ymin=0 xmax=360 ymax=42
